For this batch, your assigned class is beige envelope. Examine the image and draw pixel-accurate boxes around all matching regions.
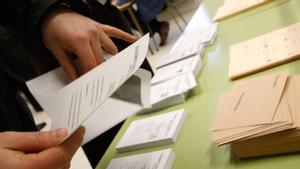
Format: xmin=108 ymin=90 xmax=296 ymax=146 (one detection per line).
xmin=291 ymin=75 xmax=300 ymax=127
xmin=213 ymin=96 xmax=293 ymax=145
xmin=211 ymin=72 xmax=289 ymax=131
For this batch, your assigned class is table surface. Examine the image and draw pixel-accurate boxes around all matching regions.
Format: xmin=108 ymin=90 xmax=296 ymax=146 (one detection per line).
xmin=96 ymin=0 xmax=300 ymax=168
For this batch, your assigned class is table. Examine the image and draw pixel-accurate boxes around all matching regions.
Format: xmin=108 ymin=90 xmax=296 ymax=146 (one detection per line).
xmin=96 ymin=0 xmax=300 ymax=168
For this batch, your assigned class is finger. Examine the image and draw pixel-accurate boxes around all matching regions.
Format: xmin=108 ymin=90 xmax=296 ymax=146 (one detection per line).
xmin=22 ymin=127 xmax=85 ymax=169
xmin=100 ymin=24 xmax=137 ymax=42
xmin=61 ymin=126 xmax=85 ymax=156
xmin=98 ymin=29 xmax=118 ymax=55
xmin=0 ymin=128 xmax=68 ymax=153
xmin=90 ymin=39 xmax=104 ymax=65
xmin=62 ymin=163 xmax=71 ymax=169
xmin=51 ymin=47 xmax=78 ymax=81
xmin=73 ymin=40 xmax=98 ymax=73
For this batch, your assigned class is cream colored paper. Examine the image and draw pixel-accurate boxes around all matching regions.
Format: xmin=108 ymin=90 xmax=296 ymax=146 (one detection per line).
xmin=214 ymin=0 xmax=273 ymax=21
xmin=229 ymin=22 xmax=300 ymax=80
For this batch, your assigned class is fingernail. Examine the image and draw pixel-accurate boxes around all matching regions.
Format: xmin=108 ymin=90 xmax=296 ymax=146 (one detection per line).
xmin=54 ymin=128 xmax=68 ymax=140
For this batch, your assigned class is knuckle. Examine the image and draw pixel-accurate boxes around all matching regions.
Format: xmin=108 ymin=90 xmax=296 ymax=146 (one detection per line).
xmin=73 ymin=33 xmax=88 ymax=44
xmin=88 ymin=27 xmax=99 ymax=36
xmin=34 ymin=132 xmax=46 ymax=147
xmin=111 ymin=27 xmax=118 ymax=32
xmin=85 ymin=62 xmax=96 ymax=71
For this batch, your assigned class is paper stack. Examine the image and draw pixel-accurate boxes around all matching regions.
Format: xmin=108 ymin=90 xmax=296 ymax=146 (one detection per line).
xmin=151 ymin=56 xmax=202 ymax=85
xmin=116 ymin=109 xmax=187 ymax=152
xmin=210 ymin=72 xmax=300 ymax=158
xmin=106 ymin=149 xmax=175 ymax=169
xmin=144 ymin=23 xmax=218 ymax=113
xmin=156 ymin=23 xmax=218 ymax=69
xmin=140 ymin=73 xmax=197 ymax=113
xmin=214 ymin=0 xmax=273 ymax=21
xmin=229 ymin=22 xmax=300 ymax=80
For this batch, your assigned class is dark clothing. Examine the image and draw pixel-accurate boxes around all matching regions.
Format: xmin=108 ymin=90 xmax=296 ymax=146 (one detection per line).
xmin=0 ymin=0 xmax=90 ymax=131
xmin=0 ymin=2 xmax=149 ymax=167
xmin=0 ymin=1 xmax=135 ymax=167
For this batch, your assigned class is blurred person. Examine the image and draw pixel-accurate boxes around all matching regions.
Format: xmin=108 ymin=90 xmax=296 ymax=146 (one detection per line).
xmin=112 ymin=0 xmax=170 ymax=46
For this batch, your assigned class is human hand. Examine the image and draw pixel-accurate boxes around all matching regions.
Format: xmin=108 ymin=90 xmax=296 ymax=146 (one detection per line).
xmin=0 ymin=127 xmax=85 ymax=169
xmin=41 ymin=8 xmax=136 ymax=81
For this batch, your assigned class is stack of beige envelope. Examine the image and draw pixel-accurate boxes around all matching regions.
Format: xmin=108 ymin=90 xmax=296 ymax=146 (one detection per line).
xmin=210 ymin=72 xmax=300 ymax=158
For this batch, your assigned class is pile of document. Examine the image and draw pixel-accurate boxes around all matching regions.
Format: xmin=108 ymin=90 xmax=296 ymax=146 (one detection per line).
xmin=156 ymin=23 xmax=218 ymax=68
xmin=107 ymin=109 xmax=185 ymax=168
xmin=106 ymin=149 xmax=175 ymax=169
xmin=210 ymin=72 xmax=300 ymax=158
xmin=116 ymin=109 xmax=186 ymax=152
xmin=145 ymin=24 xmax=218 ymax=113
xmin=142 ymin=56 xmax=201 ymax=113
xmin=214 ymin=0 xmax=273 ymax=21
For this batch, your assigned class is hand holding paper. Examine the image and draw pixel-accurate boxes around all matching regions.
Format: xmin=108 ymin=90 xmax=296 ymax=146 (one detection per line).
xmin=26 ymin=34 xmax=150 ymax=139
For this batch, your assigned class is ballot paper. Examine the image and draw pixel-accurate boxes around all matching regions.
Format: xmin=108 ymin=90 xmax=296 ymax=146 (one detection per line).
xmin=82 ymin=68 xmax=152 ymax=144
xmin=151 ymin=73 xmax=197 ymax=106
xmin=214 ymin=0 xmax=273 ymax=21
xmin=116 ymin=109 xmax=186 ymax=152
xmin=151 ymin=56 xmax=202 ymax=84
xmin=156 ymin=24 xmax=217 ymax=68
xmin=195 ymin=23 xmax=218 ymax=46
xmin=106 ymin=149 xmax=175 ymax=169
xmin=229 ymin=22 xmax=300 ymax=80
xmin=26 ymin=34 xmax=150 ymax=139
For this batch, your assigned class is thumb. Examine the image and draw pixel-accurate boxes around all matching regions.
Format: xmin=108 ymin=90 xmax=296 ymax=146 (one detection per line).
xmin=0 ymin=128 xmax=68 ymax=153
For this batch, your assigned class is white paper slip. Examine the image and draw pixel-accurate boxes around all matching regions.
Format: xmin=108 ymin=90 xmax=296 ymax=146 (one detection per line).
xmin=152 ymin=56 xmax=202 ymax=84
xmin=82 ymin=68 xmax=152 ymax=144
xmin=151 ymin=73 xmax=197 ymax=105
xmin=26 ymin=34 xmax=150 ymax=139
xmin=106 ymin=149 xmax=175 ymax=169
xmin=156 ymin=37 xmax=204 ymax=69
xmin=116 ymin=109 xmax=187 ymax=152
xmin=200 ymin=23 xmax=218 ymax=46
xmin=156 ymin=23 xmax=217 ymax=68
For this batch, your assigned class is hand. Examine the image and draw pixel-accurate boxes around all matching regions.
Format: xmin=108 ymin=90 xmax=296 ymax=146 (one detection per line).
xmin=0 ymin=127 xmax=85 ymax=169
xmin=41 ymin=8 xmax=136 ymax=81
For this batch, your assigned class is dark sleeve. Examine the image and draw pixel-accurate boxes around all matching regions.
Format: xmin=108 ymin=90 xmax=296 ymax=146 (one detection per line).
xmin=0 ymin=70 xmax=37 ymax=132
xmin=0 ymin=0 xmax=90 ymax=36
